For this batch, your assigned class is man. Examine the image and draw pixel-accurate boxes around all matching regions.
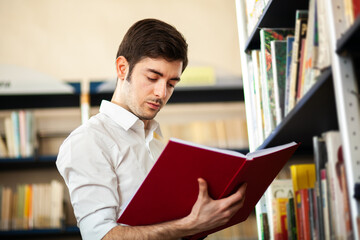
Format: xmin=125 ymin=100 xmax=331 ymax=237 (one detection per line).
xmin=56 ymin=18 xmax=247 ymax=240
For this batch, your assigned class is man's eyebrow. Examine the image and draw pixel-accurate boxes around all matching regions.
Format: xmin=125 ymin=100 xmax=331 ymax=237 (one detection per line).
xmin=146 ymin=68 xmax=181 ymax=81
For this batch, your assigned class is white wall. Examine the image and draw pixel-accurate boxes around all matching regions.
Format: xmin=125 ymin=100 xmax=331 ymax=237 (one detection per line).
xmin=0 ymin=0 xmax=241 ymax=83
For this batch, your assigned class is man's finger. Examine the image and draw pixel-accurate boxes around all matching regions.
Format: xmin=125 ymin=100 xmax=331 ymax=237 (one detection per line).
xmin=197 ymin=178 xmax=208 ymax=199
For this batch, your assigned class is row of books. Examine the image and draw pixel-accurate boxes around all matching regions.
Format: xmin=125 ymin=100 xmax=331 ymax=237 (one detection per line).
xmin=160 ymin=118 xmax=249 ymax=150
xmin=0 ymin=180 xmax=64 ymax=231
xmin=248 ymin=0 xmax=335 ymax=146
xmin=263 ymin=130 xmax=353 ymax=240
xmin=245 ymin=0 xmax=360 ymax=38
xmin=0 ymin=110 xmax=37 ymax=158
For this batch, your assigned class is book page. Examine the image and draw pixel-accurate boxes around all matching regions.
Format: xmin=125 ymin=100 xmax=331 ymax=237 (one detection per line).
xmin=169 ymin=138 xmax=246 ymax=158
xmin=246 ymin=142 xmax=297 ymax=159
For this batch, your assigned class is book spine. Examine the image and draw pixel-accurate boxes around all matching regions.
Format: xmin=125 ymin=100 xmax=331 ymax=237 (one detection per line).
xmin=313 ymin=136 xmax=327 ymax=240
xmin=18 ymin=110 xmax=27 ymax=158
xmin=321 ymin=169 xmax=331 ymax=239
xmin=286 ymin=197 xmax=297 ymax=240
xmin=11 ymin=111 xmax=21 ymax=158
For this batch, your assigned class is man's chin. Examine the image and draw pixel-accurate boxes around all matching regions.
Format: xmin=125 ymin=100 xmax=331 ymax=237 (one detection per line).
xmin=138 ymin=112 xmax=158 ymax=121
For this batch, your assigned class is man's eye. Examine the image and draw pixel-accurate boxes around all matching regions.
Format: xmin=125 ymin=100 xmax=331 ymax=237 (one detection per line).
xmin=147 ymin=77 xmax=156 ymax=81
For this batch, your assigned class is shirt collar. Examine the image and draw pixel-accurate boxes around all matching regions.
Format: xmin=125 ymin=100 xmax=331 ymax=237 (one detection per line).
xmin=99 ymin=100 xmax=162 ymax=138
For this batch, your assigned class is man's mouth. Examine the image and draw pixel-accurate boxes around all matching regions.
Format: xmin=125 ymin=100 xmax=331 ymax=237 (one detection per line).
xmin=147 ymin=101 xmax=161 ymax=110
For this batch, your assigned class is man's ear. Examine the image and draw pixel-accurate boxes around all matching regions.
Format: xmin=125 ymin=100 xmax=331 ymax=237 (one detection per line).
xmin=115 ymin=56 xmax=129 ymax=80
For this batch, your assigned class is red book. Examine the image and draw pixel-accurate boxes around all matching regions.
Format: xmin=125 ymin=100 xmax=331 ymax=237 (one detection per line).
xmin=117 ymin=138 xmax=300 ymax=239
xmin=296 ymin=189 xmax=311 ymax=240
xmin=353 ymin=0 xmax=360 ymax=19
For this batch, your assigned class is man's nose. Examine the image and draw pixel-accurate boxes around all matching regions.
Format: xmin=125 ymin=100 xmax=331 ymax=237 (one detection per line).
xmin=154 ymin=80 xmax=166 ymax=98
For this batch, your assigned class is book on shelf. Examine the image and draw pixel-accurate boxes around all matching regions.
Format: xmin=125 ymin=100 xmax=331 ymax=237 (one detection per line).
xmin=289 ymin=163 xmax=316 ymax=240
xmin=343 ymin=0 xmax=360 ymax=27
xmin=11 ymin=111 xmax=20 ymax=158
xmin=117 ymin=138 xmax=299 ymax=240
xmin=262 ymin=131 xmax=357 ymax=240
xmin=296 ymin=37 xmax=307 ymax=103
xmin=312 ymin=135 xmax=327 ymax=239
xmin=1 ymin=110 xmax=37 ymax=159
xmin=259 ymin=28 xmax=294 ymax=137
xmin=287 ymin=10 xmax=308 ymax=115
xmin=316 ymin=0 xmax=331 ymax=71
xmin=0 ymin=180 xmax=65 ymax=231
xmin=0 ymin=186 xmax=12 ymax=231
xmin=0 ymin=135 xmax=7 ymax=158
xmin=4 ymin=118 xmax=15 ymax=158
xmin=245 ymin=0 xmax=267 ymax=36
xmin=353 ymin=0 xmax=360 ymax=20
xmin=271 ymin=40 xmax=288 ymax=125
xmin=272 ymin=198 xmax=288 ymax=240
xmin=320 ymin=168 xmax=331 ymax=239
xmin=266 ymin=179 xmax=293 ymax=240
xmin=286 ymin=194 xmax=297 ymax=240
xmin=297 ymin=188 xmax=311 ymax=240
xmin=251 ymin=50 xmax=265 ymax=144
xmin=284 ymin=36 xmax=295 ymax=118
xmin=323 ymin=131 xmax=353 ymax=239
xmin=298 ymin=0 xmax=322 ymax=102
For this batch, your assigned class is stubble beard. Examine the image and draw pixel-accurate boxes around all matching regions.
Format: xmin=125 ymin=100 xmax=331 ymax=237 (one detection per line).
xmin=125 ymin=75 xmax=163 ymax=121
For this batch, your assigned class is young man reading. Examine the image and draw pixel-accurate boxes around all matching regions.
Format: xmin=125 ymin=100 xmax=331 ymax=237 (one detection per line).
xmin=56 ymin=18 xmax=247 ymax=240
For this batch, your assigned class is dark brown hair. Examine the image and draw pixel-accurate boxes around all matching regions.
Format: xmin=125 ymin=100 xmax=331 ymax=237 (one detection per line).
xmin=116 ymin=18 xmax=188 ymax=77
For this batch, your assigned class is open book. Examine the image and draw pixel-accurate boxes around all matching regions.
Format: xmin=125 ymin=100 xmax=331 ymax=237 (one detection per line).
xmin=117 ymin=138 xmax=300 ymax=239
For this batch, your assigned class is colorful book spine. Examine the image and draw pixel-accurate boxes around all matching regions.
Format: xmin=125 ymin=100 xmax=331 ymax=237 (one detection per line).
xmin=259 ymin=28 xmax=294 ymax=136
xmin=284 ymin=36 xmax=295 ymax=116
xmin=271 ymin=40 xmax=287 ymax=125
xmin=323 ymin=131 xmax=348 ymax=239
xmin=321 ymin=169 xmax=331 ymax=239
xmin=11 ymin=111 xmax=21 ymax=158
xmin=286 ymin=196 xmax=297 ymax=240
xmin=312 ymin=136 xmax=327 ymax=240
xmin=290 ymin=163 xmax=316 ymax=240
xmin=287 ymin=10 xmax=308 ymax=114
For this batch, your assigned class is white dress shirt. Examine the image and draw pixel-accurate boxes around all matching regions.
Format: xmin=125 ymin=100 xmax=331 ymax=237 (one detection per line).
xmin=56 ymin=100 xmax=165 ymax=240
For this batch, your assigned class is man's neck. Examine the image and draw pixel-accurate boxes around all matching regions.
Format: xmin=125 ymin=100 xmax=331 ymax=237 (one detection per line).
xmin=143 ymin=119 xmax=150 ymax=130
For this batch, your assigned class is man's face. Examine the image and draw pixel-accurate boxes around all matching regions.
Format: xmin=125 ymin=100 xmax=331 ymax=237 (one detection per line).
xmin=119 ymin=57 xmax=182 ymax=121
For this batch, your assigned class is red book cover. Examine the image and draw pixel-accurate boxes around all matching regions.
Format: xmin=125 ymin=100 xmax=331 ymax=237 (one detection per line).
xmin=117 ymin=138 xmax=300 ymax=239
xmin=296 ymin=188 xmax=311 ymax=240
xmin=353 ymin=0 xmax=360 ymax=19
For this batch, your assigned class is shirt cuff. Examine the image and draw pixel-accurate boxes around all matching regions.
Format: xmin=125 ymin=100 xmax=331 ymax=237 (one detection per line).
xmin=79 ymin=208 xmax=119 ymax=240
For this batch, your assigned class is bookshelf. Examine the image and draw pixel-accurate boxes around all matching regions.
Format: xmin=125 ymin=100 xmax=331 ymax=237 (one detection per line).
xmin=0 ymin=85 xmax=243 ymax=110
xmin=236 ymin=0 xmax=360 ymax=239
xmin=0 ymin=84 xmax=246 ymax=238
xmin=0 ymin=226 xmax=80 ymax=239
xmin=257 ymin=68 xmax=337 ymax=151
xmin=244 ymin=0 xmax=309 ymax=52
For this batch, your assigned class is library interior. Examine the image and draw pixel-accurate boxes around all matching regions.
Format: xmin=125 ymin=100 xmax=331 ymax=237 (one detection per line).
xmin=1 ymin=0 xmax=360 ymax=240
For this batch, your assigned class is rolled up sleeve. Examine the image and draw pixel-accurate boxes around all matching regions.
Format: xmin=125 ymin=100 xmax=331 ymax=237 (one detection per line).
xmin=56 ymin=129 xmax=120 ymax=240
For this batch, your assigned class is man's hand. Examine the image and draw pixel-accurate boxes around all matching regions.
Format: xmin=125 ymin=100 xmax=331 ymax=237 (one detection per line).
xmin=183 ymin=178 xmax=247 ymax=236
xmin=102 ymin=178 xmax=247 ymax=240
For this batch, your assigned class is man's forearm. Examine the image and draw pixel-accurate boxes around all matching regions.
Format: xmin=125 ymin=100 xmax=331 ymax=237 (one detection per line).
xmin=102 ymin=217 xmax=195 ymax=240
